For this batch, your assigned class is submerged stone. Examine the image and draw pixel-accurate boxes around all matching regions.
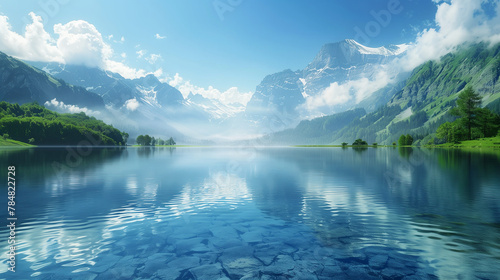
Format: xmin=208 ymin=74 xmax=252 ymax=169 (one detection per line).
xmin=154 ymin=268 xmax=181 ymax=280
xmin=241 ymin=231 xmax=263 ymax=243
xmin=210 ymin=226 xmax=240 ymax=239
xmin=369 ymin=254 xmax=388 ymax=269
xmin=175 ymin=237 xmax=211 ymax=255
xmin=167 ymin=256 xmax=200 ymax=270
xmin=189 ymin=263 xmax=227 ymax=280
xmin=140 ymin=253 xmax=175 ymax=276
xmin=224 ymin=257 xmax=262 ymax=279
xmin=344 ymin=265 xmax=378 ymax=280
xmin=261 ymin=255 xmax=295 ymax=276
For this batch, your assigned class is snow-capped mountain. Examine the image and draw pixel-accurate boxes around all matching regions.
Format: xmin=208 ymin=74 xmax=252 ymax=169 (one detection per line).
xmin=244 ymin=39 xmax=408 ymax=132
xmin=302 ymin=39 xmax=407 ymax=97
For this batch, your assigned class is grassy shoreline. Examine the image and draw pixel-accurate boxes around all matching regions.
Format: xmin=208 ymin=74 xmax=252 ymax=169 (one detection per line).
xmin=426 ymin=136 xmax=500 ymax=148
xmin=293 ymin=145 xmax=393 ymax=148
xmin=0 ymin=138 xmax=34 ymax=147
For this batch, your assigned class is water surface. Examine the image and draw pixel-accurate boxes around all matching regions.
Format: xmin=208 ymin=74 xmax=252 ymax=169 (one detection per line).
xmin=1 ymin=147 xmax=500 ymax=279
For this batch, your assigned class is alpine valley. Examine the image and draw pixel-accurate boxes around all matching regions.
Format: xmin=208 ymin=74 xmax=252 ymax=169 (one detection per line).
xmin=1 ymin=39 xmax=500 ymax=145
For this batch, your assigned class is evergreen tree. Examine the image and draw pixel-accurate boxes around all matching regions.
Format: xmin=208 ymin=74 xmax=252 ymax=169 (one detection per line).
xmin=450 ymin=87 xmax=482 ymax=140
xmin=167 ymin=137 xmax=176 ymax=145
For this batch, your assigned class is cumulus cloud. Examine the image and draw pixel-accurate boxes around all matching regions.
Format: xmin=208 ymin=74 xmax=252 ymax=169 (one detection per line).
xmin=146 ymin=53 xmax=162 ymax=64
xmin=400 ymin=0 xmax=500 ymax=71
xmin=136 ymin=49 xmax=146 ymax=58
xmin=0 ymin=13 xmax=149 ymax=79
xmin=54 ymin=20 xmax=111 ymax=68
xmin=124 ymin=98 xmax=140 ymax=111
xmin=0 ymin=12 xmax=63 ymax=63
xmin=168 ymin=73 xmax=253 ymax=106
xmin=304 ymin=68 xmax=392 ymax=115
xmin=44 ymin=98 xmax=98 ymax=115
xmin=155 ymin=33 xmax=166 ymax=39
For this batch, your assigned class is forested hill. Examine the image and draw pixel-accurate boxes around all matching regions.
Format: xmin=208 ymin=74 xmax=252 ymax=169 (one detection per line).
xmin=0 ymin=102 xmax=127 ymax=145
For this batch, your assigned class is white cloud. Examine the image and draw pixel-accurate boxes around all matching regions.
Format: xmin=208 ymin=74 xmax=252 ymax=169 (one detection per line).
xmin=303 ymin=69 xmax=391 ymax=115
xmin=44 ymin=98 xmax=98 ymax=115
xmin=121 ymin=52 xmax=127 ymax=59
xmin=0 ymin=12 xmax=149 ymax=80
xmin=168 ymin=73 xmax=253 ymax=106
xmin=105 ymin=60 xmax=147 ymax=79
xmin=124 ymin=98 xmax=140 ymax=111
xmin=400 ymin=0 xmax=500 ymax=71
xmin=54 ymin=20 xmax=111 ymax=68
xmin=0 ymin=12 xmax=63 ymax=63
xmin=146 ymin=53 xmax=161 ymax=64
xmin=155 ymin=33 xmax=166 ymax=39
xmin=136 ymin=49 xmax=146 ymax=58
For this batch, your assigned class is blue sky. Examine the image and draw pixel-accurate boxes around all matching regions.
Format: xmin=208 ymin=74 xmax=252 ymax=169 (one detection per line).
xmin=0 ymin=0 xmax=438 ymax=96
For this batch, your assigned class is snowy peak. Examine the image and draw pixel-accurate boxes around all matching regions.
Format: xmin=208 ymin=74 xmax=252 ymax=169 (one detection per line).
xmin=308 ymin=39 xmax=407 ymax=70
xmin=343 ymin=39 xmax=407 ymax=56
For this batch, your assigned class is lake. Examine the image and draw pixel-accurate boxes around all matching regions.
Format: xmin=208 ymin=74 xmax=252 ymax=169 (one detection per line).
xmin=1 ymin=146 xmax=500 ymax=279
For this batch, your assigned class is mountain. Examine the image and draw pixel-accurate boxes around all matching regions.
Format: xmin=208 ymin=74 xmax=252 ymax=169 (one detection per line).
xmin=0 ymin=52 xmax=104 ymax=108
xmin=244 ymin=69 xmax=305 ymax=131
xmin=244 ymin=39 xmax=408 ymax=132
xmin=302 ymin=39 xmax=407 ymax=96
xmin=267 ymin=42 xmax=500 ymax=145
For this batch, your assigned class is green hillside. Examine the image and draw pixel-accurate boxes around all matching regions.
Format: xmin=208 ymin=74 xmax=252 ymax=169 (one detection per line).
xmin=0 ymin=102 xmax=127 ymax=145
xmin=0 ymin=138 xmax=33 ymax=146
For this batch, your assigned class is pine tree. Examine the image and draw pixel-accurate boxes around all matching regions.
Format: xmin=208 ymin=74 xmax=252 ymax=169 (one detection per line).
xmin=451 ymin=87 xmax=482 ymax=140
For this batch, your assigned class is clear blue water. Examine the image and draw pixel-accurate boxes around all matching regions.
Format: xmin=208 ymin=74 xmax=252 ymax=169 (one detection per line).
xmin=1 ymin=147 xmax=500 ymax=279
